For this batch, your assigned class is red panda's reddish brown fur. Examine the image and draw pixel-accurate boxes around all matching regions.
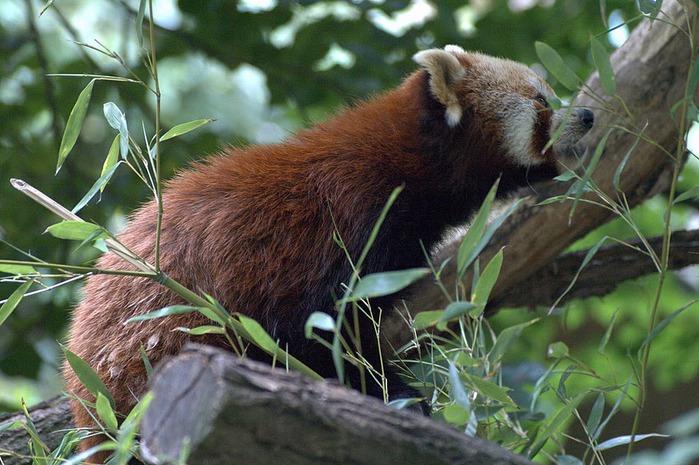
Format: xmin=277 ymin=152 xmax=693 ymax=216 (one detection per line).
xmin=64 ymin=46 xmax=593 ymax=462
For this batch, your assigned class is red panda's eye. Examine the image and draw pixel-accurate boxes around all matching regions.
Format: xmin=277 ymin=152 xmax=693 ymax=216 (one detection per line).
xmin=535 ymin=94 xmax=550 ymax=108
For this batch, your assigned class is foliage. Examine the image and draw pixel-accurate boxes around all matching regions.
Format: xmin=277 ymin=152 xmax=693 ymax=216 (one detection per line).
xmin=1 ymin=0 xmax=698 ymax=464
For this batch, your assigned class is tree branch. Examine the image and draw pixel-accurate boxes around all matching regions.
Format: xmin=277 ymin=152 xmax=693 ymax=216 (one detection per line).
xmin=140 ymin=345 xmax=533 ymax=465
xmin=492 ymin=229 xmax=699 ymax=309
xmin=396 ymin=0 xmax=698 ymax=340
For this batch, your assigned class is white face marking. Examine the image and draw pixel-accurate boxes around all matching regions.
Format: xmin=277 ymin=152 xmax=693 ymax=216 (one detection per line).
xmin=499 ymin=96 xmax=539 ymax=167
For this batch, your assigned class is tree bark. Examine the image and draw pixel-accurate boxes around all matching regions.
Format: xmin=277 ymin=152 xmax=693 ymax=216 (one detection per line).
xmin=493 ymin=229 xmax=699 ymax=309
xmin=394 ymin=0 xmax=698 ymax=339
xmin=1 ymin=2 xmax=696 ymax=464
xmin=139 ymin=345 xmax=533 ymax=465
xmin=0 ymin=398 xmax=73 ymax=465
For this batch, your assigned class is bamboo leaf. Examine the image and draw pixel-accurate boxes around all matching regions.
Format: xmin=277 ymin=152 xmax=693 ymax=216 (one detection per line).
xmin=471 ymin=248 xmax=504 ymax=310
xmin=0 ymin=264 xmax=37 ymax=275
xmin=590 ymin=35 xmax=616 ymax=96
xmin=57 ymin=80 xmax=95 ymax=174
xmin=96 ymin=392 xmax=118 ymax=433
xmin=72 ymin=161 xmax=123 ymax=214
xmin=0 ymin=280 xmax=33 ymax=326
xmin=597 ymin=433 xmax=669 ymax=451
xmin=136 ymin=0 xmax=147 ymax=46
xmin=535 ymin=42 xmax=582 ymax=90
xmin=160 ymin=119 xmax=216 ymax=142
xmin=457 ymin=180 xmax=499 ymax=277
xmin=348 ymin=268 xmax=429 ymax=301
xmin=637 ymin=300 xmax=697 ymax=358
xmin=46 ymin=221 xmax=107 ymax=241
xmin=438 ymin=301 xmax=477 ymax=324
xmin=127 ymin=305 xmax=199 ymax=323
xmin=304 ymin=311 xmax=336 ymax=338
xmin=103 ymin=102 xmax=129 ymax=159
xmin=412 ymin=310 xmax=445 ymax=330
xmin=61 ymin=345 xmax=114 ymax=408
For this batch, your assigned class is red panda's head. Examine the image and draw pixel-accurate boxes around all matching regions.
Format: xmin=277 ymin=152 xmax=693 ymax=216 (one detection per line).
xmin=413 ymin=45 xmax=593 ymax=169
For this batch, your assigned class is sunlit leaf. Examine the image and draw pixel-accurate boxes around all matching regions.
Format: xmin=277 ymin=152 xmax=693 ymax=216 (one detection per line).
xmin=348 ymin=268 xmax=429 ymax=301
xmin=0 ymin=264 xmax=37 ymax=275
xmin=96 ymin=392 xmax=118 ymax=433
xmin=103 ymin=102 xmax=129 ymax=159
xmin=127 ymin=305 xmax=199 ymax=323
xmin=57 ymin=80 xmax=95 ymax=174
xmin=46 ymin=221 xmax=107 ymax=241
xmin=304 ymin=311 xmax=336 ymax=338
xmin=471 ymin=248 xmax=504 ymax=311
xmin=597 ymin=433 xmax=669 ymax=451
xmin=160 ymin=119 xmax=216 ymax=142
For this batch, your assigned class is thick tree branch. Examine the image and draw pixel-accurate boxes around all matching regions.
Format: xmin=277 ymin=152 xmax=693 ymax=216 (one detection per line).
xmin=0 ymin=398 xmax=73 ymax=465
xmin=398 ymin=0 xmax=698 ymax=337
xmin=139 ymin=345 xmax=533 ymax=465
xmin=493 ymin=229 xmax=699 ymax=309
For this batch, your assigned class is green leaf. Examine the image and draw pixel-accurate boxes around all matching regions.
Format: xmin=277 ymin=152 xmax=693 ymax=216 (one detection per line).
xmin=0 ymin=280 xmax=33 ymax=326
xmin=61 ymin=345 xmax=114 ymax=408
xmin=101 ymin=135 xmax=121 ymax=193
xmin=443 ymin=403 xmax=471 ymax=425
xmin=535 ymin=42 xmax=582 ymax=90
xmin=160 ymin=119 xmax=216 ymax=142
xmin=461 ymin=372 xmax=517 ymax=408
xmin=636 ymin=0 xmax=663 ymax=19
xmin=72 ymin=161 xmax=123 ymax=214
xmin=103 ymin=102 xmax=128 ymax=159
xmin=176 ymin=325 xmax=226 ymax=336
xmin=598 ymin=310 xmax=618 ymax=354
xmin=590 ymin=35 xmax=616 ymax=96
xmin=96 ymin=392 xmax=119 ymax=433
xmin=597 ymin=433 xmax=669 ymax=451
xmin=348 ymin=268 xmax=429 ymax=301
xmin=587 ymin=393 xmax=605 ymax=440
xmin=438 ymin=301 xmax=477 ymax=324
xmin=0 ymin=264 xmax=37 ymax=275
xmin=457 ymin=180 xmax=499 ymax=277
xmin=613 ymin=131 xmax=643 ymax=190
xmin=673 ymin=186 xmax=699 ymax=205
xmin=528 ymin=393 xmax=585 ymax=458
xmin=136 ymin=0 xmax=147 ymax=46
xmin=489 ymin=319 xmax=539 ymax=365
xmin=554 ymin=456 xmax=584 ymax=465
xmin=471 ymin=248 xmax=504 ymax=308
xmin=57 ymin=80 xmax=95 ymax=174
xmin=126 ymin=305 xmax=199 ymax=323
xmin=570 ymin=129 xmax=611 ymax=220
xmin=236 ymin=315 xmax=322 ymax=380
xmin=304 ymin=311 xmax=336 ymax=338
xmin=548 ymin=341 xmax=570 ymax=358
xmin=412 ymin=310 xmax=445 ymax=330
xmin=46 ymin=221 xmax=107 ymax=241
xmin=638 ymin=300 xmax=697 ymax=358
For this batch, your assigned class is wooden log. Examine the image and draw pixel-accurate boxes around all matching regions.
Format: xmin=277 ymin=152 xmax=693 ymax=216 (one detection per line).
xmin=140 ymin=345 xmax=533 ymax=465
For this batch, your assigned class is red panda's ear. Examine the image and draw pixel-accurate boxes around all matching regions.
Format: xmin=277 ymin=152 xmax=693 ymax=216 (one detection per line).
xmin=413 ymin=46 xmax=466 ymax=127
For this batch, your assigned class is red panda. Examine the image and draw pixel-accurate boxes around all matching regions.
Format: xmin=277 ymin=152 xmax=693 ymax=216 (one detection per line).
xmin=64 ymin=45 xmax=593 ymax=461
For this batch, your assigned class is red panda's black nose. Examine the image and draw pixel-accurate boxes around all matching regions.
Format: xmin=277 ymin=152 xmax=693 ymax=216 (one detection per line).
xmin=578 ymin=108 xmax=594 ymax=129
